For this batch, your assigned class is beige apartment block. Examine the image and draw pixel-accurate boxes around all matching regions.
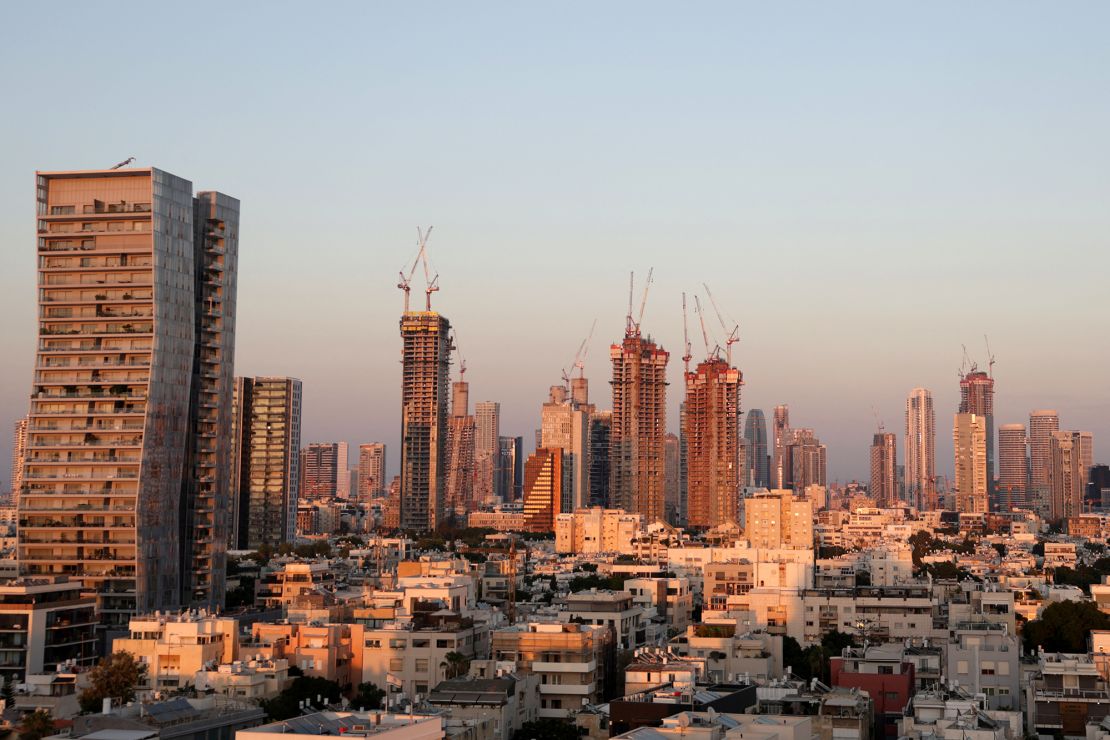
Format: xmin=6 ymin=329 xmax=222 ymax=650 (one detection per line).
xmin=555 ymin=507 xmax=645 ymax=554
xmin=492 ymin=622 xmax=611 ymax=719
xmin=113 ymin=612 xmax=238 ymax=691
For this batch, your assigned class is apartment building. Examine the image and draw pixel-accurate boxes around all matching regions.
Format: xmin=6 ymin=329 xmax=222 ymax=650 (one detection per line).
xmin=560 ymin=589 xmax=654 ymax=651
xmin=831 ymin=645 xmax=916 ymax=740
xmin=492 ymin=622 xmax=612 ymax=719
xmin=0 ymin=577 xmax=97 ymax=683
xmin=248 ymin=621 xmax=355 ymax=689
xmin=255 ymin=561 xmax=336 ymax=609
xmin=21 ymin=167 xmax=238 ymax=623
xmin=744 ymin=490 xmax=813 ymax=549
xmin=944 ymin=621 xmax=1020 ymax=710
xmin=555 ymin=507 xmax=646 ymax=554
xmin=802 ymin=585 xmax=942 ymax=646
xmin=624 ymin=577 xmax=694 ymax=633
xmin=668 ymin=624 xmax=783 ymax=682
xmin=1027 ymin=652 xmax=1110 ymax=736
xmin=112 ymin=611 xmax=238 ymax=692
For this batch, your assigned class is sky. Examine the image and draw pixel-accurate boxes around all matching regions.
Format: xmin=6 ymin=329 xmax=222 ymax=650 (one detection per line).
xmin=1 ymin=2 xmax=1108 ymax=485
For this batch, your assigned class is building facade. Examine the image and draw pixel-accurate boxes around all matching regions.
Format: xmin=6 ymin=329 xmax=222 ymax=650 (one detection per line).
xmin=684 ymin=358 xmax=742 ymax=529
xmin=905 ymin=388 xmax=936 ymax=510
xmin=399 ymin=311 xmax=452 ymax=532
xmin=1028 ymin=410 xmax=1060 ymax=514
xmin=869 ymin=433 xmax=897 ymax=507
xmin=20 ymin=167 xmax=238 ymax=624
xmin=997 ymin=423 xmax=1027 ymax=512
xmin=610 ymin=332 xmax=669 ymax=523
xmin=953 ymin=413 xmax=988 ymax=514
xmin=357 ymin=443 xmax=386 ymax=501
xmin=229 ymin=376 xmax=303 ymax=549
xmin=744 ymin=409 xmax=769 ymax=489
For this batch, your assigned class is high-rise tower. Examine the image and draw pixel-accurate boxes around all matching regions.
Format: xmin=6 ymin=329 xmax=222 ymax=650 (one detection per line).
xmin=540 ymin=385 xmax=590 ymax=512
xmin=10 ymin=417 xmax=28 ymax=503
xmin=399 ymin=311 xmax=451 ymax=532
xmin=1028 ymin=410 xmax=1060 ymax=515
xmin=300 ymin=442 xmax=347 ymax=500
xmin=997 ymin=424 xmax=1028 ymax=511
xmin=609 ymin=324 xmax=669 ymax=523
xmin=905 ymin=388 xmax=936 ymax=510
xmin=229 ymin=376 xmax=302 ymax=550
xmin=743 ymin=409 xmax=769 ymax=488
xmin=869 ymin=432 xmax=898 ymax=507
xmin=474 ymin=401 xmax=500 ymax=504
xmin=445 ymin=379 xmax=476 ymax=518
xmin=20 ymin=167 xmax=238 ymax=623
xmin=684 ymin=358 xmax=742 ymax=528
xmin=1049 ymin=431 xmax=1089 ymax=521
xmin=953 ymin=413 xmax=988 ymax=513
xmin=772 ymin=405 xmax=790 ymax=489
xmin=357 ymin=443 xmax=387 ymax=501
xmin=959 ymin=371 xmax=995 ymax=494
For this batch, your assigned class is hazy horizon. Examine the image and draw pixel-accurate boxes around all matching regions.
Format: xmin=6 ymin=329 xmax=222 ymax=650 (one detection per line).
xmin=2 ymin=2 xmax=1108 ymax=486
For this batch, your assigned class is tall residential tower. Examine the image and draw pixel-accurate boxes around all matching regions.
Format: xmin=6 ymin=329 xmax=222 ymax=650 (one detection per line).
xmin=905 ymin=388 xmax=936 ymax=510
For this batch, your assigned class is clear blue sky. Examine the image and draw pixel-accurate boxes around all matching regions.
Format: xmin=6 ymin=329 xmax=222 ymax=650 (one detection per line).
xmin=2 ymin=2 xmax=1108 ymax=484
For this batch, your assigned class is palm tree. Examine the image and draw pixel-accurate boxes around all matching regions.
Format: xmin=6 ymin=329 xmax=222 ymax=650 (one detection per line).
xmin=442 ymin=651 xmax=470 ymax=679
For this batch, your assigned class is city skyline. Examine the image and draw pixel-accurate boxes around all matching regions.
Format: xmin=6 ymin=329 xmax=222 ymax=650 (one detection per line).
xmin=2 ymin=3 xmax=1109 ymax=484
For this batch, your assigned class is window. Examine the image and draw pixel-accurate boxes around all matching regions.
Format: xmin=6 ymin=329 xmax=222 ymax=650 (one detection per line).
xmin=413 ymin=639 xmax=430 ymax=648
xmin=365 ymin=639 xmax=381 ymax=648
xmin=389 ymin=658 xmax=403 ymax=671
xmin=437 ymin=639 xmax=452 ymax=648
xmin=415 ymin=659 xmax=429 ymax=672
xmin=957 ymin=661 xmax=969 ymax=675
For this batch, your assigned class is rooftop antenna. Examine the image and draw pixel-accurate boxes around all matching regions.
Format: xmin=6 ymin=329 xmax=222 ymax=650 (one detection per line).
xmin=984 ymin=334 xmax=996 ymax=378
xmin=110 ymin=157 xmax=135 ymax=170
xmin=418 ymin=226 xmax=439 ymax=311
xmin=703 ymin=282 xmax=740 ymax=366
xmin=681 ymin=293 xmax=693 ymax=374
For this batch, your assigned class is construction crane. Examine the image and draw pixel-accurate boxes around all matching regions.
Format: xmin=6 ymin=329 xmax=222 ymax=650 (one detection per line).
xmin=681 ymin=293 xmax=693 ymax=374
xmin=984 ymin=334 xmax=996 ymax=378
xmin=637 ymin=267 xmax=654 ymax=333
xmin=418 ymin=226 xmax=439 ymax=311
xmin=453 ymin=330 xmax=466 ymax=381
xmin=693 ymin=295 xmax=714 ymax=359
xmin=561 ymin=319 xmax=598 ymax=387
xmin=396 ymin=231 xmax=426 ymax=312
xmin=872 ymin=406 xmax=885 ymax=433
xmin=702 ymin=283 xmax=740 ymax=366
xmin=110 ymin=156 xmax=135 ymax=170
xmin=458 ymin=538 xmax=529 ymax=624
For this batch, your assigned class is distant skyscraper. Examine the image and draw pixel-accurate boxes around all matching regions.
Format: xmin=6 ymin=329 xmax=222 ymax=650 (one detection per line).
xmin=588 ymin=411 xmax=611 ymax=508
xmin=10 ymin=417 xmax=27 ymax=502
xmin=540 ymin=385 xmax=590 ymax=511
xmin=230 ymin=377 xmax=303 ymax=550
xmin=744 ymin=409 xmax=769 ymax=488
xmin=609 ymin=326 xmax=669 ymax=522
xmin=475 ymin=401 xmax=501 ymax=503
xmin=953 ymin=413 xmax=988 ymax=513
xmin=869 ymin=432 xmax=897 ymax=507
xmin=1049 ymin=430 xmax=1090 ymax=521
xmin=959 ymin=370 xmax=995 ymax=493
xmin=445 ymin=380 xmax=476 ymax=518
xmin=357 ymin=443 xmax=386 ymax=501
xmin=785 ymin=428 xmax=826 ymax=493
xmin=19 ymin=167 xmax=238 ymax=622
xmin=997 ymin=424 xmax=1028 ymax=511
xmin=772 ymin=405 xmax=790 ymax=489
xmin=664 ymin=433 xmax=680 ymax=523
xmin=399 ymin=311 xmax=451 ymax=532
xmin=522 ymin=447 xmax=568 ymax=533
xmin=300 ymin=442 xmax=347 ymax=500
xmin=1028 ymin=410 xmax=1059 ymax=515
xmin=497 ymin=435 xmax=523 ymax=502
xmin=684 ymin=358 xmax=743 ymax=529
xmin=905 ymin=388 xmax=936 ymax=510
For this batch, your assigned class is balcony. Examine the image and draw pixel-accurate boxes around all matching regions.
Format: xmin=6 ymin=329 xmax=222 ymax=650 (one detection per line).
xmin=539 ymin=682 xmax=595 ymax=696
xmin=531 ymin=660 xmax=597 ymax=673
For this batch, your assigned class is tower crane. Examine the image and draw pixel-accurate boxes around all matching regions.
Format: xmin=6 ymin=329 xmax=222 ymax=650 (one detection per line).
xmin=702 ymin=283 xmax=740 ymax=366
xmin=418 ymin=226 xmax=439 ymax=311
xmin=637 ymin=267 xmax=654 ymax=333
xmin=110 ymin=156 xmax=136 ymax=170
xmin=396 ymin=230 xmax=427 ymax=312
xmin=453 ymin=330 xmax=466 ymax=381
xmin=693 ymin=295 xmax=715 ymax=360
xmin=681 ymin=293 xmax=693 ymax=375
xmin=562 ymin=319 xmax=598 ymax=387
xmin=984 ymin=334 xmax=996 ymax=378
xmin=872 ymin=406 xmax=885 ymax=433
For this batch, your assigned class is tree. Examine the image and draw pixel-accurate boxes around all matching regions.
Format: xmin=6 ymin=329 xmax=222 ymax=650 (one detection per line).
xmin=1023 ymin=600 xmax=1110 ymax=654
xmin=854 ymin=570 xmax=872 ymax=587
xmin=351 ymin=682 xmax=385 ymax=710
xmin=821 ymin=630 xmax=855 ymax=656
xmin=78 ymin=652 xmax=146 ymax=713
xmin=513 ymin=719 xmax=579 ymax=740
xmin=443 ymin=651 xmax=470 ymax=679
xmin=19 ymin=710 xmax=55 ymax=740
xmin=260 ymin=676 xmax=344 ymax=720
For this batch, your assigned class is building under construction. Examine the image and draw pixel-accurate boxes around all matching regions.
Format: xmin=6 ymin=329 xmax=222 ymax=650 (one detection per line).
xmin=684 ymin=357 xmax=742 ymax=528
xmin=445 ymin=379 xmax=476 ymax=519
xmin=399 ymin=310 xmax=451 ymax=532
xmin=609 ymin=333 xmax=669 ymax=524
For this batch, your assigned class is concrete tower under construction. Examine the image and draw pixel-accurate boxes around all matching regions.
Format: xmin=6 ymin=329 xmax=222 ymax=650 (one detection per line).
xmin=684 ymin=358 xmax=742 ymax=529
xmin=609 ymin=284 xmax=669 ymax=523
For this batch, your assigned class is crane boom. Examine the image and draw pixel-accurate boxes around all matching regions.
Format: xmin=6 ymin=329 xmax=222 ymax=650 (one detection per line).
xmin=416 ymin=226 xmax=439 ymax=311
xmin=637 ymin=267 xmax=654 ymax=331
xmin=703 ymin=282 xmax=740 ymax=365
xmin=694 ymin=295 xmax=712 ymax=359
xmin=681 ymin=293 xmax=692 ymax=374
